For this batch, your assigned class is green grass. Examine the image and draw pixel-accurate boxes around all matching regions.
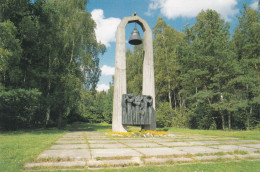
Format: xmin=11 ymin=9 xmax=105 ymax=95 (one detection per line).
xmin=37 ymin=160 xmax=260 ymax=172
xmin=167 ymin=127 xmax=260 ymax=140
xmin=0 ymin=128 xmax=66 ymax=172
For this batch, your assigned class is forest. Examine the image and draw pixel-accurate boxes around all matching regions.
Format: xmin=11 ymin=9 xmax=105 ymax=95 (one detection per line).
xmin=0 ymin=0 xmax=259 ymax=130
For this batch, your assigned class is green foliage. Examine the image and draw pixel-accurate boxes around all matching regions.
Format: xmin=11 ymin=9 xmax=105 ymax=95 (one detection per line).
xmin=0 ymin=20 xmax=22 ymax=88
xmin=126 ymin=45 xmax=143 ymax=94
xmin=156 ymin=102 xmax=188 ymax=128
xmin=0 ymin=0 xmax=105 ymax=129
xmin=153 ymin=17 xmax=182 ymax=108
xmin=0 ymin=89 xmax=41 ymax=130
xmin=232 ymin=4 xmax=260 ymax=129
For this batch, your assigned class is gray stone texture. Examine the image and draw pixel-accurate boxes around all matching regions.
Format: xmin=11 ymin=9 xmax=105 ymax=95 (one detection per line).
xmin=210 ymin=145 xmax=257 ymax=153
xmin=91 ymin=148 xmax=142 ymax=158
xmin=50 ymin=144 xmax=88 ymax=149
xmin=87 ymin=157 xmax=143 ymax=167
xmin=56 ymin=140 xmax=86 ymax=144
xmin=38 ymin=149 xmax=91 ymax=160
xmin=24 ymin=161 xmax=86 ymax=168
xmin=90 ymin=143 xmax=127 ymax=148
xmin=113 ymin=15 xmax=155 ymax=132
xmin=25 ymin=131 xmax=260 ymax=170
xmin=135 ymin=147 xmax=185 ymax=156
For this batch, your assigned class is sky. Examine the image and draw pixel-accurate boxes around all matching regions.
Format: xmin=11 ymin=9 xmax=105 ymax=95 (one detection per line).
xmin=86 ymin=0 xmax=259 ymax=92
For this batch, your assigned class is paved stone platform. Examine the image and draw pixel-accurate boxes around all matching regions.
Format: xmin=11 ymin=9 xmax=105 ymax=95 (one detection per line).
xmin=24 ymin=131 xmax=260 ymax=170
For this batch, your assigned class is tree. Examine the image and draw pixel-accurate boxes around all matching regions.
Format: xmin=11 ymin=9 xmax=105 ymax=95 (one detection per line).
xmin=126 ymin=45 xmax=143 ymax=94
xmin=232 ymin=4 xmax=260 ymax=129
xmin=0 ymin=20 xmax=22 ymax=90
xmin=0 ymin=0 xmax=105 ymax=129
xmin=153 ymin=17 xmax=182 ymax=109
xmin=177 ymin=10 xmax=238 ymax=129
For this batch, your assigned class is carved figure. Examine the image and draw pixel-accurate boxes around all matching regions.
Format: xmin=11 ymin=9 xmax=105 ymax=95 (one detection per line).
xmin=134 ymin=95 xmax=143 ymax=125
xmin=145 ymin=96 xmax=153 ymax=124
xmin=122 ymin=94 xmax=155 ymax=129
xmin=126 ymin=94 xmax=134 ymax=124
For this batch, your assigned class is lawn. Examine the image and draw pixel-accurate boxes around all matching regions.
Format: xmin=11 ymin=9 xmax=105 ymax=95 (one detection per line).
xmin=0 ymin=128 xmax=66 ymax=172
xmin=37 ymin=161 xmax=260 ymax=172
xmin=167 ymin=127 xmax=260 ymax=140
xmin=0 ymin=122 xmax=259 ymax=171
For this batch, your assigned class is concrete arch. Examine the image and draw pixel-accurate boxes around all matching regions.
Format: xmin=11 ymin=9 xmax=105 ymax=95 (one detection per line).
xmin=112 ymin=15 xmax=155 ymax=132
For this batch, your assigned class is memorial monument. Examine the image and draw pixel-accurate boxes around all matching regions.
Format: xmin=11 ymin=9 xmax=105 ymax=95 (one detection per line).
xmin=112 ymin=13 xmax=155 ymax=132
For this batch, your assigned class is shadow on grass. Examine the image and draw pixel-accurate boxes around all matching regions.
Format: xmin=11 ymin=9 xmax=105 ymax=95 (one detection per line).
xmin=0 ymin=122 xmax=112 ymax=135
xmin=0 ymin=128 xmax=67 ymax=136
xmin=69 ymin=122 xmax=111 ymax=132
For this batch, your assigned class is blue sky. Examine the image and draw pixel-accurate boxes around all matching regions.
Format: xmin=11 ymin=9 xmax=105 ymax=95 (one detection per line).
xmin=86 ymin=0 xmax=259 ymax=91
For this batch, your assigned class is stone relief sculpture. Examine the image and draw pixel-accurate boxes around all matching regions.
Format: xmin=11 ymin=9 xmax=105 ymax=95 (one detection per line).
xmin=122 ymin=94 xmax=155 ymax=129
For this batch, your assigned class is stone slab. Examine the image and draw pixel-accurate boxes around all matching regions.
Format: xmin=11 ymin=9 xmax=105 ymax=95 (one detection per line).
xmin=241 ymin=144 xmax=260 ymax=149
xmin=195 ymin=154 xmax=235 ymax=161
xmin=50 ymin=144 xmax=88 ymax=149
xmin=117 ymin=139 xmax=149 ymax=143
xmin=25 ymin=161 xmax=86 ymax=168
xmin=88 ymin=140 xmax=116 ymax=144
xmin=38 ymin=149 xmax=91 ymax=160
xmin=58 ymin=138 xmax=85 ymax=141
xmin=174 ymin=146 xmax=220 ymax=154
xmin=236 ymin=153 xmax=260 ymax=159
xmin=210 ymin=145 xmax=257 ymax=153
xmin=87 ymin=157 xmax=143 ymax=167
xmin=91 ymin=148 xmax=142 ymax=158
xmin=135 ymin=147 xmax=185 ymax=156
xmin=145 ymin=157 xmax=193 ymax=164
xmin=124 ymin=142 xmax=162 ymax=148
xmin=90 ymin=143 xmax=127 ymax=148
xmin=85 ymin=132 xmax=105 ymax=136
xmin=150 ymin=138 xmax=193 ymax=142
xmin=56 ymin=140 xmax=86 ymax=144
xmin=86 ymin=135 xmax=106 ymax=138
xmin=62 ymin=135 xmax=84 ymax=137
xmin=64 ymin=132 xmax=84 ymax=136
xmin=159 ymin=141 xmax=221 ymax=147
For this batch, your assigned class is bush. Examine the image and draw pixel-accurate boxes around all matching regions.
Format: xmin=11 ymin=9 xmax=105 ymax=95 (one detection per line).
xmin=0 ymin=89 xmax=41 ymax=130
xmin=156 ymin=102 xmax=188 ymax=128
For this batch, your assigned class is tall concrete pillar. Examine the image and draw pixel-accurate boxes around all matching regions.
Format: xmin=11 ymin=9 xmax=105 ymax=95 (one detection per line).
xmin=112 ymin=15 xmax=155 ymax=132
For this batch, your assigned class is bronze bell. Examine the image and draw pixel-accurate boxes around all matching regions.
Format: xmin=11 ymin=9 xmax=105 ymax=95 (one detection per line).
xmin=129 ymin=28 xmax=142 ymax=45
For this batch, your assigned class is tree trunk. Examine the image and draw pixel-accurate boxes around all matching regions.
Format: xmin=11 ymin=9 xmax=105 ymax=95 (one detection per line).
xmin=195 ymin=86 xmax=198 ymax=107
xmin=228 ymin=111 xmax=231 ymax=130
xmin=46 ymin=55 xmax=51 ymax=127
xmin=174 ymin=92 xmax=177 ymax=110
xmin=247 ymin=106 xmax=252 ymax=130
xmin=58 ymin=113 xmax=62 ymax=129
xmin=221 ymin=113 xmax=225 ymax=130
xmin=168 ymin=80 xmax=172 ymax=109
xmin=70 ymin=39 xmax=74 ymax=64
xmin=220 ymin=92 xmax=224 ymax=130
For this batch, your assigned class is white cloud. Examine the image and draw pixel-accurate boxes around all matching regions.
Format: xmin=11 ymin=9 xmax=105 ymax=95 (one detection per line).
xmin=96 ymin=84 xmax=109 ymax=92
xmin=101 ymin=65 xmax=115 ymax=76
xmin=250 ymin=0 xmax=258 ymax=9
xmin=147 ymin=0 xmax=239 ymax=21
xmin=91 ymin=9 xmax=121 ymax=47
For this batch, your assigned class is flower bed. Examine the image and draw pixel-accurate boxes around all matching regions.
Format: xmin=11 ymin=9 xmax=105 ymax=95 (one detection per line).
xmin=106 ymin=130 xmax=168 ymax=137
